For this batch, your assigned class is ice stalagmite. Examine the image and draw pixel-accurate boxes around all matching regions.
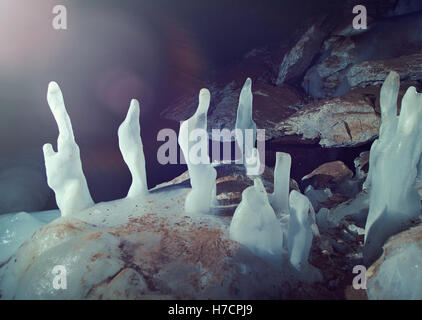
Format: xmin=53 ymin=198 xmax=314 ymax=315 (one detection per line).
xmin=288 ymin=190 xmax=321 ymax=283
xmin=363 ymin=71 xmax=399 ymax=191
xmin=118 ymin=99 xmax=148 ymax=198
xmin=43 ymin=82 xmax=94 ymax=217
xmin=269 ymin=152 xmax=291 ymax=216
xmin=178 ymin=89 xmax=217 ymax=214
xmin=235 ymin=78 xmax=257 ymax=166
xmin=229 ymin=178 xmax=283 ymax=261
xmin=364 ymin=72 xmax=422 ymax=265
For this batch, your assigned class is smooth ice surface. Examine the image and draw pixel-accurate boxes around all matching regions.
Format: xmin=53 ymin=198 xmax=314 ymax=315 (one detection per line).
xmin=229 ymin=178 xmax=283 ymax=261
xmin=269 ymin=152 xmax=291 ymax=216
xmin=43 ymin=82 xmax=94 ymax=217
xmin=118 ymin=99 xmax=148 ymax=198
xmin=235 ymin=78 xmax=257 ymax=163
xmin=364 ymin=72 xmax=422 ymax=265
xmin=178 ymin=89 xmax=217 ymax=214
xmin=288 ymin=190 xmax=322 ymax=283
xmin=0 ymin=210 xmax=60 ymax=263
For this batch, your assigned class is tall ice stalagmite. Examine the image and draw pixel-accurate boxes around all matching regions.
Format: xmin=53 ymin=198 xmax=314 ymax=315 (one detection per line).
xmin=364 ymin=71 xmax=422 ymax=265
xmin=43 ymin=82 xmax=94 ymax=217
xmin=178 ymin=89 xmax=217 ymax=214
xmin=118 ymin=99 xmax=148 ymax=198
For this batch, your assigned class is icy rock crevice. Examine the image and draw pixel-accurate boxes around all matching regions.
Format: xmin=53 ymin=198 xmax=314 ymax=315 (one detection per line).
xmin=364 ymin=71 xmax=422 ymax=265
xmin=43 ymin=82 xmax=94 ymax=217
xmin=178 ymin=89 xmax=217 ymax=214
xmin=118 ymin=99 xmax=148 ymax=198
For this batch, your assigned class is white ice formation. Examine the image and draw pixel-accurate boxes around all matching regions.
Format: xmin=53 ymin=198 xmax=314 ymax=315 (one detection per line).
xmin=229 ymin=178 xmax=284 ymax=261
xmin=268 ymin=152 xmax=291 ymax=216
xmin=118 ymin=99 xmax=148 ymax=198
xmin=364 ymin=71 xmax=422 ymax=265
xmin=43 ymin=82 xmax=94 ymax=217
xmin=235 ymin=78 xmax=257 ymax=166
xmin=287 ymin=190 xmax=322 ymax=283
xmin=178 ymin=89 xmax=217 ymax=214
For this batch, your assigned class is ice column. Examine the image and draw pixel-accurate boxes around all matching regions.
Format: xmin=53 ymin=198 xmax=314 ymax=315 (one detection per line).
xmin=178 ymin=89 xmax=217 ymax=214
xmin=235 ymin=78 xmax=257 ymax=167
xmin=364 ymin=72 xmax=422 ymax=265
xmin=118 ymin=99 xmax=148 ymax=198
xmin=229 ymin=178 xmax=284 ymax=261
xmin=288 ymin=190 xmax=322 ymax=283
xmin=43 ymin=82 xmax=94 ymax=217
xmin=268 ymin=152 xmax=291 ymax=215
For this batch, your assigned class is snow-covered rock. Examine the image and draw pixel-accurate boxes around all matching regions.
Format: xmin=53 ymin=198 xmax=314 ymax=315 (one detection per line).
xmin=367 ymin=223 xmax=422 ymax=299
xmin=43 ymin=82 xmax=94 ymax=217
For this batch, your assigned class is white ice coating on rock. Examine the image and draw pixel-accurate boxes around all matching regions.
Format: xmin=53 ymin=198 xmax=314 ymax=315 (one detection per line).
xmin=229 ymin=178 xmax=283 ymax=261
xmin=244 ymin=147 xmax=263 ymax=176
xmin=288 ymin=190 xmax=322 ymax=283
xmin=268 ymin=152 xmax=291 ymax=216
xmin=235 ymin=78 xmax=257 ymax=164
xmin=178 ymin=89 xmax=217 ymax=214
xmin=43 ymin=82 xmax=94 ymax=217
xmin=118 ymin=99 xmax=148 ymax=198
xmin=364 ymin=71 xmax=422 ymax=265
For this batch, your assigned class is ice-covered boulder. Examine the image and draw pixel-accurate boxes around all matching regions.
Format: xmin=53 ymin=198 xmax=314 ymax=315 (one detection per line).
xmin=367 ymin=223 xmax=422 ymax=299
xmin=287 ymin=190 xmax=322 ymax=283
xmin=178 ymin=89 xmax=217 ymax=214
xmin=0 ymin=210 xmax=288 ymax=299
xmin=118 ymin=99 xmax=148 ymax=198
xmin=43 ymin=82 xmax=94 ymax=217
xmin=364 ymin=71 xmax=422 ymax=265
xmin=229 ymin=178 xmax=284 ymax=262
xmin=0 ymin=210 xmax=60 ymax=264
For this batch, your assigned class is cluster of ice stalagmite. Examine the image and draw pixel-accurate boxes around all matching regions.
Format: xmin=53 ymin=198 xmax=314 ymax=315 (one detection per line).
xmin=364 ymin=71 xmax=422 ymax=265
xmin=43 ymin=82 xmax=94 ymax=217
xmin=44 ymin=82 xmax=150 ymax=217
xmin=229 ymin=149 xmax=320 ymax=282
xmin=229 ymin=178 xmax=284 ymax=261
xmin=118 ymin=99 xmax=148 ymax=198
xmin=178 ymin=89 xmax=217 ymax=214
